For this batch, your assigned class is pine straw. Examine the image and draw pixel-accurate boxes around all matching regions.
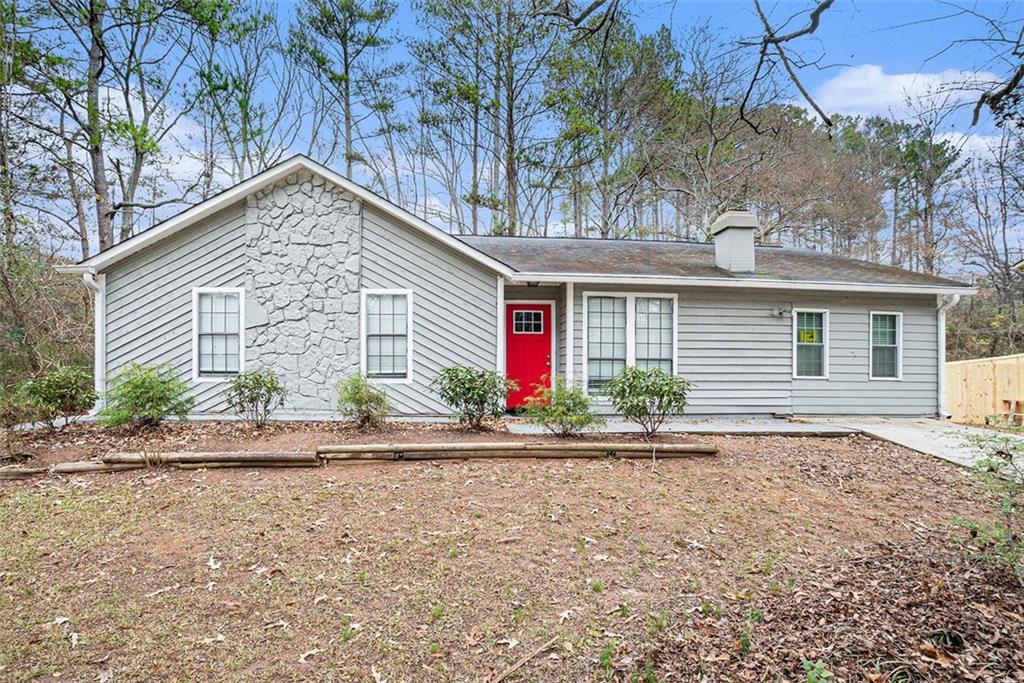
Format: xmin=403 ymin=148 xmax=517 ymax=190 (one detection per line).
xmin=646 ymin=535 xmax=1024 ymax=681
xmin=2 ymin=431 xmax=1021 ymax=681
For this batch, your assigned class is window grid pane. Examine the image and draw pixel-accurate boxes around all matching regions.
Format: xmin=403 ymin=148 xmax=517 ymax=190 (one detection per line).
xmin=587 ymin=297 xmax=626 ymax=391
xmin=795 ymin=311 xmax=825 ymax=377
xmin=871 ymin=314 xmax=899 ymax=378
xmin=367 ymin=294 xmax=409 ymax=378
xmin=513 ymin=310 xmax=544 ymax=334
xmin=198 ymin=291 xmax=241 ymax=375
xmin=635 ymin=297 xmax=673 ymax=374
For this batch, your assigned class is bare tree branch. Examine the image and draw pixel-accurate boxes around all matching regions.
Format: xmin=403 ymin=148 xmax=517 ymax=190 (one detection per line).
xmin=740 ymin=0 xmax=835 ymax=132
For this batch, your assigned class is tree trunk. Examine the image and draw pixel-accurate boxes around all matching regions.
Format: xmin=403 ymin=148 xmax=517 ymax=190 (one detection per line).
xmin=890 ymin=182 xmax=899 ymax=267
xmin=343 ymin=39 xmax=352 ymax=178
xmin=502 ymin=18 xmax=517 ymax=237
xmin=64 ymin=136 xmax=91 ymax=259
xmin=87 ymin=0 xmax=113 ymax=250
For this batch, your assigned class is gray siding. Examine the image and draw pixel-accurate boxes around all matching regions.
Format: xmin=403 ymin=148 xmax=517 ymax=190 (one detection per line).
xmin=105 ymin=202 xmax=247 ymax=413
xmin=361 ymin=205 xmax=498 ymax=415
xmin=99 ymin=169 xmax=941 ymax=420
xmin=571 ymin=285 xmax=939 ymax=416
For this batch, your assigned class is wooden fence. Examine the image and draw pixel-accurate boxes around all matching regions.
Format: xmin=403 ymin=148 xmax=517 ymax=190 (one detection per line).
xmin=946 ymin=353 xmax=1024 ymax=425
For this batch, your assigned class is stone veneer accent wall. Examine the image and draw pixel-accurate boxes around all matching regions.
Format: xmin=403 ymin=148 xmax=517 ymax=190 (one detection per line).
xmin=245 ymin=170 xmax=362 ymax=411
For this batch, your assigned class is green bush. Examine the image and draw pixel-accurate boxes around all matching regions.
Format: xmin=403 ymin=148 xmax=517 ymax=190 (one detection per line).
xmin=337 ymin=376 xmax=389 ymax=429
xmin=20 ymin=366 xmax=97 ymax=429
xmin=954 ymin=430 xmax=1023 ymax=587
xmin=0 ymin=389 xmax=39 ymax=458
xmin=431 ymin=366 xmax=517 ymax=430
xmin=226 ymin=369 xmax=287 ymax=426
xmin=523 ymin=380 xmax=604 ymax=437
xmin=604 ymin=366 xmax=691 ymax=438
xmin=99 ymin=363 xmax=195 ymax=428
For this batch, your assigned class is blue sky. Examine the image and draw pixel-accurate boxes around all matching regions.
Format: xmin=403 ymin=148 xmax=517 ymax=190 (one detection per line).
xmin=633 ymin=0 xmax=1016 ymax=136
xmin=376 ymin=0 xmax=1015 ymax=140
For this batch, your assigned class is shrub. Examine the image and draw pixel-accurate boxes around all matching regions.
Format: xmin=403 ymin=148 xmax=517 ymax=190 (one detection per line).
xmin=431 ymin=366 xmax=517 ymax=430
xmin=20 ymin=366 xmax=97 ymax=429
xmin=523 ymin=379 xmax=604 ymax=437
xmin=99 ymin=363 xmax=195 ymax=428
xmin=954 ymin=430 xmax=1023 ymax=587
xmin=336 ymin=376 xmax=389 ymax=429
xmin=226 ymin=370 xmax=287 ymax=426
xmin=0 ymin=389 xmax=39 ymax=459
xmin=604 ymin=366 xmax=691 ymax=439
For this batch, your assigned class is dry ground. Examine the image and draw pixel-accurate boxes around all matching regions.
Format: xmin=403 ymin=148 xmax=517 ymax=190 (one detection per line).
xmin=1 ymin=424 xmax=1022 ymax=681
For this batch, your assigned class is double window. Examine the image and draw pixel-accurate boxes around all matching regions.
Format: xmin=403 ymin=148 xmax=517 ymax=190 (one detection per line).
xmin=192 ymin=287 xmax=244 ymax=381
xmin=584 ymin=293 xmax=675 ymax=393
xmin=361 ymin=289 xmax=413 ymax=381
xmin=791 ymin=308 xmax=904 ymax=380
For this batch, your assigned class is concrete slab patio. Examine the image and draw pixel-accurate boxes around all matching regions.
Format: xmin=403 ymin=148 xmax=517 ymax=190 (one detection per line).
xmin=816 ymin=417 xmax=1024 ymax=471
xmin=506 ymin=417 xmax=857 ymax=437
xmin=508 ymin=415 xmax=1024 ymax=472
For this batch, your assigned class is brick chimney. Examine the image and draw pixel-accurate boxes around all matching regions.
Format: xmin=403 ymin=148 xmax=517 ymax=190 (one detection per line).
xmin=710 ymin=210 xmax=758 ymax=273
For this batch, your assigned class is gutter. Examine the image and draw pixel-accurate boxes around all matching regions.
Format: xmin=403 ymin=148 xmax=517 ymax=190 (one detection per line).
xmin=54 ymin=264 xmax=96 ymax=275
xmin=936 ymin=293 xmax=961 ymax=418
xmin=508 ymin=271 xmax=977 ymax=297
xmin=80 ymin=272 xmax=107 ymax=412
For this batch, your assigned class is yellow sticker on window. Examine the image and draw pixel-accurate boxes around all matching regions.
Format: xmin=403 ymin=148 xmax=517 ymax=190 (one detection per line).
xmin=798 ymin=329 xmax=821 ymax=344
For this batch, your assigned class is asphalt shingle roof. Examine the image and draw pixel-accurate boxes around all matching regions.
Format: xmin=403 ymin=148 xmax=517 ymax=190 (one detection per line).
xmin=457 ymin=236 xmax=970 ymax=289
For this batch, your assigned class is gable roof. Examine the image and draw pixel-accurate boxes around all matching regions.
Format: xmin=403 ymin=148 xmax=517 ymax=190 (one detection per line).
xmin=57 ymin=155 xmax=973 ymax=296
xmin=57 ymin=155 xmax=515 ymax=277
xmin=460 ymin=235 xmax=975 ymax=295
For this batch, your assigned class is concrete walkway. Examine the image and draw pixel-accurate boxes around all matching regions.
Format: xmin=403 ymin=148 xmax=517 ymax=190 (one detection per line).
xmin=816 ymin=417 xmax=1024 ymax=471
xmin=506 ymin=417 xmax=856 ymax=436
xmin=508 ymin=415 xmax=1024 ymax=472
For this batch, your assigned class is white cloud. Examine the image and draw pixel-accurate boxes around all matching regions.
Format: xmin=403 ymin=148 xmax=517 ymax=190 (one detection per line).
xmin=935 ymin=131 xmax=1004 ymax=161
xmin=811 ymin=64 xmax=1000 ymax=118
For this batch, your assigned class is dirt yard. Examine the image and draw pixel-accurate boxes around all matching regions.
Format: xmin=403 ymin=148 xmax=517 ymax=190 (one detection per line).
xmin=1 ymin=424 xmax=1022 ymax=681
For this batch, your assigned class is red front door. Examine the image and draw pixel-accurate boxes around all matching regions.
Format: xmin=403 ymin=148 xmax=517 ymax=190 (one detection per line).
xmin=505 ymin=302 xmax=552 ymax=409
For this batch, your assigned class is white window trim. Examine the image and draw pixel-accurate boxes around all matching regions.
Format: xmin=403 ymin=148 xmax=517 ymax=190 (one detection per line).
xmin=792 ymin=308 xmax=830 ymax=380
xmin=191 ymin=286 xmax=246 ymax=383
xmin=869 ymin=310 xmax=903 ymax=381
xmin=506 ymin=299 xmax=557 ymax=380
xmin=512 ymin=309 xmax=545 ymax=335
xmin=360 ymin=288 xmax=414 ymax=385
xmin=581 ymin=291 xmax=678 ymax=395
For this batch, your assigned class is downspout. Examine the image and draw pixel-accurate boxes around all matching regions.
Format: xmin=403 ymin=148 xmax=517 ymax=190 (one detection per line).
xmin=936 ymin=293 xmax=961 ymax=418
xmin=82 ymin=272 xmax=107 ymax=412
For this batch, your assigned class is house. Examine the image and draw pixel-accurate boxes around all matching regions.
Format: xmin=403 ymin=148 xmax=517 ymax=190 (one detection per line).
xmin=57 ymin=155 xmax=976 ymax=419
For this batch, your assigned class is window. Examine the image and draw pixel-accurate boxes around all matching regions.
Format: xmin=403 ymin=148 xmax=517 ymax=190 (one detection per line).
xmin=192 ymin=288 xmax=244 ymax=381
xmin=587 ymin=296 xmax=627 ymax=391
xmin=513 ymin=310 xmax=544 ymax=334
xmin=584 ymin=293 xmax=676 ymax=393
xmin=362 ymin=290 xmax=412 ymax=381
xmin=635 ymin=297 xmax=674 ymax=374
xmin=793 ymin=309 xmax=827 ymax=378
xmin=870 ymin=312 xmax=902 ymax=379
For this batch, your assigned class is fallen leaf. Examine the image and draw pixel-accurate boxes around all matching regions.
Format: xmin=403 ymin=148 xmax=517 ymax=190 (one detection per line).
xmin=207 ymin=556 xmax=221 ymax=571
xmin=496 ymin=637 xmax=519 ymax=650
xmin=298 ymin=648 xmax=324 ymax=663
